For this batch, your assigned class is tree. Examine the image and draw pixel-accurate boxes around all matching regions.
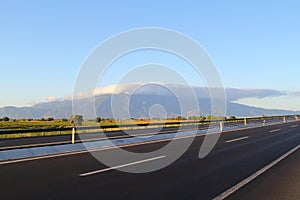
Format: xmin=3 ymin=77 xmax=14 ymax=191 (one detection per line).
xmin=199 ymin=116 xmax=206 ymax=121
xmin=46 ymin=117 xmax=54 ymax=121
xmin=69 ymin=115 xmax=83 ymax=126
xmin=2 ymin=116 xmax=9 ymax=121
xmin=175 ymin=115 xmax=186 ymax=120
xmin=95 ymin=117 xmax=102 ymax=123
xmin=228 ymin=116 xmax=236 ymax=120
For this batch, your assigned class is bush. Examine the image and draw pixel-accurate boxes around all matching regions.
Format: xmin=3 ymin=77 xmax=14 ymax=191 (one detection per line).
xmin=46 ymin=117 xmax=54 ymax=121
xmin=95 ymin=117 xmax=102 ymax=123
xmin=2 ymin=116 xmax=9 ymax=121
xmin=69 ymin=115 xmax=83 ymax=126
xmin=175 ymin=116 xmax=186 ymax=120
xmin=199 ymin=116 xmax=206 ymax=121
xmin=228 ymin=116 xmax=236 ymax=120
xmin=207 ymin=115 xmax=226 ymax=121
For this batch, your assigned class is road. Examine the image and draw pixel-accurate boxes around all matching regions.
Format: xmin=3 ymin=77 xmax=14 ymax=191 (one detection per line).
xmin=0 ymin=121 xmax=249 ymax=150
xmin=0 ymin=121 xmax=299 ymax=200
xmin=227 ymin=142 xmax=300 ymax=200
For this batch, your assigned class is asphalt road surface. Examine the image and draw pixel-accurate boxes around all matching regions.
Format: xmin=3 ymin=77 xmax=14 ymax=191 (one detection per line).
xmin=0 ymin=121 xmax=299 ymax=200
xmin=227 ymin=142 xmax=300 ymax=200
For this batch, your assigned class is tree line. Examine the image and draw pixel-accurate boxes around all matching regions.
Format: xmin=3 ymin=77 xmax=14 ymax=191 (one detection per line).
xmin=0 ymin=115 xmax=237 ymax=125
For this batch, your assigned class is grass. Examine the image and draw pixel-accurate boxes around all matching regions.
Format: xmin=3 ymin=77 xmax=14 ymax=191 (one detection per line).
xmin=0 ymin=120 xmax=71 ymax=130
xmin=0 ymin=119 xmax=195 ymax=139
xmin=0 ymin=130 xmax=73 ymax=139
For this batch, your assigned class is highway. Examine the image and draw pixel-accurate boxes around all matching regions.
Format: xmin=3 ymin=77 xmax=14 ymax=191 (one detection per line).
xmin=0 ymin=121 xmax=250 ymax=150
xmin=227 ymin=147 xmax=300 ymax=200
xmin=0 ymin=121 xmax=299 ymax=200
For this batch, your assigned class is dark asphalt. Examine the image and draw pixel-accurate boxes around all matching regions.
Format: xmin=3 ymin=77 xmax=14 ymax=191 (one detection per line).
xmin=227 ymin=141 xmax=300 ymax=200
xmin=0 ymin=121 xmax=299 ymax=200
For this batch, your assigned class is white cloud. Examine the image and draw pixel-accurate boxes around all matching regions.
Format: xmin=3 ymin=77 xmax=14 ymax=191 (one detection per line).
xmin=25 ymin=82 xmax=300 ymax=111
xmin=234 ymin=94 xmax=300 ymax=111
xmin=47 ymin=96 xmax=58 ymax=102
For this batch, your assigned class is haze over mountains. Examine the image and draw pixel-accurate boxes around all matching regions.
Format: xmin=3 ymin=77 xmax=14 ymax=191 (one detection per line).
xmin=0 ymin=83 xmax=297 ymax=119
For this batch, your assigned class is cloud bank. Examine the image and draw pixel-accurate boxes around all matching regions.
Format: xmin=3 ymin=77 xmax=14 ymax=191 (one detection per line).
xmin=34 ymin=82 xmax=299 ymax=111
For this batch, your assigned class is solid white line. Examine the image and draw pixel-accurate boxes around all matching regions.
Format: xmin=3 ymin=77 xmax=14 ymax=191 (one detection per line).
xmin=212 ymin=144 xmax=300 ymax=200
xmin=0 ymin=134 xmax=202 ymax=165
xmin=291 ymin=125 xmax=298 ymax=128
xmin=269 ymin=129 xmax=281 ymax=133
xmin=0 ymin=141 xmax=71 ymax=150
xmin=225 ymin=136 xmax=249 ymax=143
xmin=0 ymin=149 xmax=90 ymax=165
xmin=79 ymin=155 xmax=165 ymax=177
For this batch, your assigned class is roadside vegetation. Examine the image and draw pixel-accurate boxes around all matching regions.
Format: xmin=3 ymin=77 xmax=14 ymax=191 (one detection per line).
xmin=0 ymin=115 xmax=229 ymax=130
xmin=0 ymin=115 xmax=228 ymax=139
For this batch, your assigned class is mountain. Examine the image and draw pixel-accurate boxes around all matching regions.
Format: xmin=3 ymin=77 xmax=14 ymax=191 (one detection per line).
xmin=0 ymin=83 xmax=297 ymax=119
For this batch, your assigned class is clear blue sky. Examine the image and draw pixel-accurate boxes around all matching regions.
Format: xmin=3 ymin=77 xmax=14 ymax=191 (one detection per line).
xmin=1 ymin=0 xmax=300 ymax=109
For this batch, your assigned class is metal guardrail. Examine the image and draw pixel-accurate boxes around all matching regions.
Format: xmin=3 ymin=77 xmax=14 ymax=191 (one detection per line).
xmin=0 ymin=127 xmax=72 ymax=135
xmin=0 ymin=115 xmax=298 ymax=136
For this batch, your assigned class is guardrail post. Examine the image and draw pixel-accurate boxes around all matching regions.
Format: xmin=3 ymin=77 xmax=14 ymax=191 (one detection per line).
xmin=283 ymin=117 xmax=286 ymax=124
xmin=244 ymin=118 xmax=247 ymax=126
xmin=220 ymin=122 xmax=223 ymax=133
xmin=263 ymin=120 xmax=266 ymax=126
xmin=72 ymin=127 xmax=75 ymax=144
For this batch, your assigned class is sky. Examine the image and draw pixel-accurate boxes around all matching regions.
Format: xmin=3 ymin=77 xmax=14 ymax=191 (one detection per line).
xmin=1 ymin=0 xmax=300 ymax=110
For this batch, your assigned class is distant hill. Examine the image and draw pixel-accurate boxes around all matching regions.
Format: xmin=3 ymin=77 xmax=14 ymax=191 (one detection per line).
xmin=0 ymin=84 xmax=297 ymax=119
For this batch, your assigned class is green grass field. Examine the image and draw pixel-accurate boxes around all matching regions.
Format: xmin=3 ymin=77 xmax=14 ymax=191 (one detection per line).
xmin=0 ymin=119 xmax=186 ymax=130
xmin=0 ymin=120 xmax=71 ymax=130
xmin=0 ymin=119 xmax=185 ymax=139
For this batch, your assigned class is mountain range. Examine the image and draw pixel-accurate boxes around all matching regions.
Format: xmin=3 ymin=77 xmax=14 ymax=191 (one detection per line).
xmin=0 ymin=83 xmax=298 ymax=119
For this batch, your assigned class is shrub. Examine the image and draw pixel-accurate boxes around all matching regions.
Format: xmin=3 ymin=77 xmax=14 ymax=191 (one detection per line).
xmin=2 ymin=116 xmax=9 ymax=121
xmin=95 ymin=117 xmax=102 ymax=123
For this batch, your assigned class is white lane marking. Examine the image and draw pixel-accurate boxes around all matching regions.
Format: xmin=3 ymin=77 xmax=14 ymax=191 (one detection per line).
xmin=213 ymin=144 xmax=300 ymax=200
xmin=269 ymin=129 xmax=281 ymax=133
xmin=79 ymin=156 xmax=165 ymax=177
xmin=291 ymin=125 xmax=298 ymax=128
xmin=0 ymin=133 xmax=204 ymax=165
xmin=225 ymin=136 xmax=249 ymax=143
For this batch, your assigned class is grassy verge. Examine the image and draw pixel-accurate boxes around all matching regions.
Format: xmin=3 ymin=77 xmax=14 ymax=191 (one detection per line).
xmin=0 ymin=119 xmax=186 ymax=139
